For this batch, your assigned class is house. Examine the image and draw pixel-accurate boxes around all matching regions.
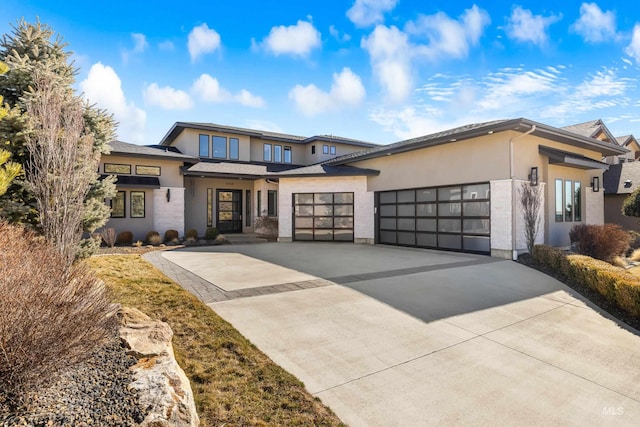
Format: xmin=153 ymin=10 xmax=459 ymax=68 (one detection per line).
xmin=603 ymin=162 xmax=640 ymax=231
xmin=99 ymin=118 xmax=627 ymax=258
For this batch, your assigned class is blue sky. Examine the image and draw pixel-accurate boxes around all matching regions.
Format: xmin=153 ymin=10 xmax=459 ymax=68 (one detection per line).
xmin=3 ymin=1 xmax=640 ymax=145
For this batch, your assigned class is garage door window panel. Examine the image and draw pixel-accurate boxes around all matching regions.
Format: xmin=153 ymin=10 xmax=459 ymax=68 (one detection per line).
xmin=294 ymin=192 xmax=354 ymax=242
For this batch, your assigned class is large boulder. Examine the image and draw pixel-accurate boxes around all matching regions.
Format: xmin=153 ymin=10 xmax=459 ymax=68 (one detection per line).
xmin=118 ymin=306 xmax=199 ymax=427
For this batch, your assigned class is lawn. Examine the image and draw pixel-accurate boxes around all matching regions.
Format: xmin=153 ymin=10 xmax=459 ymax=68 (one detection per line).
xmin=87 ymin=254 xmax=343 ymax=427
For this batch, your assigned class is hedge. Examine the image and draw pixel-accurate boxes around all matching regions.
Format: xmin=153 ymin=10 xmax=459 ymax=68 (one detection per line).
xmin=532 ymin=244 xmax=640 ymax=317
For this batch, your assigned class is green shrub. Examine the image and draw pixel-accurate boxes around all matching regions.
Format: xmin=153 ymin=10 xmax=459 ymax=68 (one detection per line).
xmin=569 ymin=224 xmax=631 ymax=263
xmin=205 ymin=227 xmax=219 ymax=240
xmin=0 ymin=221 xmax=115 ymax=408
xmin=145 ymin=231 xmax=161 ymax=246
xmin=116 ymin=231 xmax=133 ymax=245
xmin=186 ymin=228 xmax=198 ymax=240
xmin=532 ymin=244 xmax=640 ymax=317
xmin=164 ymin=229 xmax=179 ymax=242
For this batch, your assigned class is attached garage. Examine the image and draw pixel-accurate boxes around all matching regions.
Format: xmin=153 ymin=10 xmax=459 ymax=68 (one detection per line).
xmin=293 ymin=192 xmax=355 ymax=241
xmin=376 ymin=183 xmax=491 ymax=254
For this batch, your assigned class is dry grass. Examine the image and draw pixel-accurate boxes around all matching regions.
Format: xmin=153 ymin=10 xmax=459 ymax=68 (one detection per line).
xmin=630 ymin=248 xmax=640 ymax=262
xmin=87 ymin=254 xmax=343 ymax=427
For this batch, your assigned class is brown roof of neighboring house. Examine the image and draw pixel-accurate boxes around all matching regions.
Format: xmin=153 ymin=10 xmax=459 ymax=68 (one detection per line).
xmin=604 ymin=162 xmax=640 ymax=195
xmin=561 ymin=119 xmax=617 ymax=144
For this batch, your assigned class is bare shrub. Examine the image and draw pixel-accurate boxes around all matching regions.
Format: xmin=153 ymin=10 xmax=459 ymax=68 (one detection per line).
xmin=631 ymin=248 xmax=640 ymax=262
xmin=145 ymin=231 xmax=160 ymax=245
xmin=255 ymin=216 xmax=279 ymax=239
xmin=185 ymin=228 xmax=198 ymax=240
xmin=100 ymin=227 xmax=116 ymax=248
xmin=519 ymin=182 xmax=543 ymax=254
xmin=569 ymin=223 xmax=631 ymax=264
xmin=116 ymin=230 xmax=133 ymax=245
xmin=0 ymin=221 xmax=116 ymax=408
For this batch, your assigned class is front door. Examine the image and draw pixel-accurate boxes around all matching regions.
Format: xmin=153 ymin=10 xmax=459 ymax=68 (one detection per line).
xmin=217 ymin=189 xmax=242 ymax=233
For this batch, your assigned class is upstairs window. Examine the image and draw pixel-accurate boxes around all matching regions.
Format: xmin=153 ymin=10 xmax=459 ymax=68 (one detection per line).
xmin=284 ymin=147 xmax=292 ymax=163
xmin=264 ymin=144 xmax=272 ymax=161
xmin=330 ymin=146 xmax=336 ymax=155
xmin=229 ymin=138 xmax=239 ymax=160
xmin=323 ymin=145 xmax=329 ymax=154
xmin=199 ymin=134 xmax=209 ymax=157
xmin=213 ymin=136 xmax=227 ymax=159
xmin=274 ymin=145 xmax=282 ymax=162
xmin=311 ymin=145 xmax=316 ymax=154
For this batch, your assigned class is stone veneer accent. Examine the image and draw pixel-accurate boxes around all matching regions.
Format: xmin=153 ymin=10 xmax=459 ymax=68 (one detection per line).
xmin=277 ymin=176 xmax=374 ymax=243
xmin=153 ymin=187 xmax=185 ymax=236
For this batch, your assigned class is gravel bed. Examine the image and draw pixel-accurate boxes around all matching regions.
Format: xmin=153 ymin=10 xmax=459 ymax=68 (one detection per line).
xmin=1 ymin=328 xmax=145 ymax=427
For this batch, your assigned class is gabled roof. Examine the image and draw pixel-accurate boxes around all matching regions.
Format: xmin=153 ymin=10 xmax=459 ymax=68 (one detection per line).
xmin=603 ymin=162 xmax=640 ymax=194
xmin=107 ymin=140 xmax=196 ymax=161
xmin=325 ymin=118 xmax=627 ymax=166
xmin=616 ymin=135 xmax=634 ymax=146
xmin=159 ymin=122 xmax=379 ymax=148
xmin=561 ymin=119 xmax=617 ymax=144
xmin=271 ymin=164 xmax=379 ymax=177
xmin=181 ymin=161 xmax=378 ymax=179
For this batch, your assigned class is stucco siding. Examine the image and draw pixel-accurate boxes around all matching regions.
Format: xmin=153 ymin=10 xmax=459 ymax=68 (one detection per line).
xmin=278 ymin=176 xmax=374 ymax=243
xmin=101 ymin=155 xmax=184 ymax=188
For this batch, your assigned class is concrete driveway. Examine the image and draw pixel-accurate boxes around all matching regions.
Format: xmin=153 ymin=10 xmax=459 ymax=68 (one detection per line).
xmin=147 ymin=243 xmax=640 ymax=426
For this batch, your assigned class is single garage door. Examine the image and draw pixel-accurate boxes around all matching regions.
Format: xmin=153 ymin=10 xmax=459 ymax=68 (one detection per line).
xmin=293 ymin=192 xmax=354 ymax=242
xmin=377 ymin=183 xmax=490 ymax=254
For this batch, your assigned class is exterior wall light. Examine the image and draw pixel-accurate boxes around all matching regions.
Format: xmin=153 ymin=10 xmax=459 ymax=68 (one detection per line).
xmin=591 ymin=177 xmax=600 ymax=192
xmin=529 ymin=167 xmax=538 ymax=186
xmin=166 ymin=188 xmax=171 ymax=202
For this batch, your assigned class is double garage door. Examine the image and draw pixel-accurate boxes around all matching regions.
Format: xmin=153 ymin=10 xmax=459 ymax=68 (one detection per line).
xmin=377 ymin=183 xmax=491 ymax=254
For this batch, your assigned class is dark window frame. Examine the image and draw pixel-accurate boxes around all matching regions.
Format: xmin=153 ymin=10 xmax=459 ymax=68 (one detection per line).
xmin=213 ymin=136 xmax=227 ymax=159
xmin=104 ymin=163 xmax=131 ymax=175
xmin=267 ymin=190 xmax=278 ymax=217
xmin=110 ymin=191 xmax=126 ymax=218
xmin=135 ymin=165 xmax=161 ymax=176
xmin=330 ymin=146 xmax=336 ymax=155
xmin=293 ymin=192 xmax=355 ymax=242
xmin=199 ymin=134 xmax=210 ymax=157
xmin=274 ymin=145 xmax=282 ymax=163
xmin=323 ymin=145 xmax=329 ymax=154
xmin=284 ymin=146 xmax=292 ymax=163
xmin=264 ymin=144 xmax=272 ymax=162
xmin=229 ymin=137 xmax=239 ymax=160
xmin=130 ymin=191 xmax=145 ymax=218
xmin=207 ymin=188 xmax=213 ymax=227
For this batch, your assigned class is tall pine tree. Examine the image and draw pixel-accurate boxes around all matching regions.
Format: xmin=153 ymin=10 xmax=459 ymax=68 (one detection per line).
xmin=0 ymin=19 xmax=116 ymax=256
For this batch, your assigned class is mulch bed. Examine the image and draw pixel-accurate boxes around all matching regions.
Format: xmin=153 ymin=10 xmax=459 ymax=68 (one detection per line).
xmin=517 ymin=254 xmax=640 ymax=332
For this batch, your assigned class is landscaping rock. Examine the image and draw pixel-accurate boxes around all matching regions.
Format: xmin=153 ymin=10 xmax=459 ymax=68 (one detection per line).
xmin=119 ymin=307 xmax=199 ymax=427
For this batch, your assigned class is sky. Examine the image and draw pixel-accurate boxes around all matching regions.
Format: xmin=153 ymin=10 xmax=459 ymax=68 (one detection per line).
xmin=2 ymin=1 xmax=640 ymax=146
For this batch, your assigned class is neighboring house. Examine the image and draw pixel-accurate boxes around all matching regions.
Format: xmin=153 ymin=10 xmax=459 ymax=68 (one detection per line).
xmin=603 ymin=162 xmax=640 ymax=231
xmin=615 ymin=135 xmax=640 ymax=163
xmin=100 ymin=118 xmax=627 ymax=258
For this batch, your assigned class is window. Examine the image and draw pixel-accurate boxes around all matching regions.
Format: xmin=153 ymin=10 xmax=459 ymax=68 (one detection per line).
xmin=245 ymin=190 xmax=251 ymax=226
xmin=284 ymin=146 xmax=292 ymax=163
xmin=199 ymin=134 xmax=209 ymax=157
xmin=274 ymin=145 xmax=282 ymax=162
xmin=229 ymin=138 xmax=239 ymax=160
xmin=264 ymin=144 xmax=272 ymax=161
xmin=555 ymin=179 xmax=582 ymax=222
xmin=330 ymin=146 xmax=336 ymax=155
xmin=104 ymin=163 xmax=131 ymax=174
xmin=213 ymin=136 xmax=227 ymax=159
xmin=135 ymin=165 xmax=160 ymax=176
xmin=268 ymin=190 xmax=277 ymax=217
xmin=207 ymin=188 xmax=213 ymax=227
xmin=257 ymin=190 xmax=262 ymax=216
xmin=574 ymin=181 xmax=582 ymax=222
xmin=555 ymin=179 xmax=563 ymax=222
xmin=311 ymin=145 xmax=316 ymax=154
xmin=130 ymin=191 xmax=145 ymax=218
xmin=565 ymin=180 xmax=573 ymax=222
xmin=323 ymin=145 xmax=329 ymax=154
xmin=111 ymin=191 xmax=125 ymax=218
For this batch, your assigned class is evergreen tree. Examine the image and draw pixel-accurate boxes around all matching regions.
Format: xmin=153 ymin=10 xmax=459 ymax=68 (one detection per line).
xmin=0 ymin=19 xmax=116 ymax=255
xmin=0 ymin=61 xmax=21 ymax=197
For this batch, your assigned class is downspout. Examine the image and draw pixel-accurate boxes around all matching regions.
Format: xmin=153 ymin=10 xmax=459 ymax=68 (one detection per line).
xmin=509 ymin=124 xmax=536 ymax=260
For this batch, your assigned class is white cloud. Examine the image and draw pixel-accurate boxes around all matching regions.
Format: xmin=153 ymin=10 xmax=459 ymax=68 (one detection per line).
xmin=257 ymin=20 xmax=321 ymax=57
xmin=506 ymin=7 xmax=562 ymax=46
xmin=289 ymin=68 xmax=366 ymax=116
xmin=122 ymin=33 xmax=148 ymax=63
xmin=571 ymin=3 xmax=616 ymax=43
xmin=80 ymin=62 xmax=146 ymax=144
xmin=477 ymin=67 xmax=560 ymax=110
xmin=191 ymin=73 xmax=265 ymax=107
xmin=143 ymin=83 xmax=193 ymax=110
xmin=370 ymin=106 xmax=479 ymax=140
xmin=407 ymin=5 xmax=490 ymax=59
xmin=158 ymin=40 xmax=175 ymax=51
xmin=329 ymin=25 xmax=351 ymax=42
xmin=361 ymin=25 xmax=412 ymax=102
xmin=576 ymin=68 xmax=629 ymax=97
xmin=625 ymin=24 xmax=640 ymax=64
xmin=347 ymin=0 xmax=398 ymax=28
xmin=188 ymin=23 xmax=221 ymax=62
xmin=243 ymin=120 xmax=283 ymax=133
